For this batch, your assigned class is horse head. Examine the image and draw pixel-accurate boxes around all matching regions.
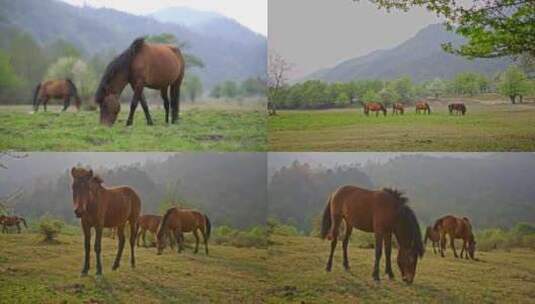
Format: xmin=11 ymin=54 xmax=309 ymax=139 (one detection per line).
xmin=70 ymin=167 xmax=97 ymax=218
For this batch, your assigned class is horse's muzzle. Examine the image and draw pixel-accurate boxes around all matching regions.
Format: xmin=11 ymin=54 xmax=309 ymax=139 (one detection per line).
xmin=74 ymin=209 xmax=83 ymax=218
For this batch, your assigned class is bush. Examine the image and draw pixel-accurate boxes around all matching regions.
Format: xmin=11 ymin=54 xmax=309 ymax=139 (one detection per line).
xmin=267 ymin=218 xmax=300 ymax=236
xmin=476 ymin=223 xmax=535 ymax=252
xmin=39 ymin=216 xmax=64 ymax=242
xmin=212 ymin=225 xmax=270 ymax=249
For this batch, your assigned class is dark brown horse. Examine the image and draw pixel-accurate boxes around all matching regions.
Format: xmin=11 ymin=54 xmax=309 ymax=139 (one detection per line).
xmin=424 ymin=226 xmax=441 ymax=254
xmin=156 ymin=207 xmax=211 ymax=255
xmin=137 ymin=214 xmax=174 ymax=248
xmin=95 ymin=37 xmax=185 ymax=126
xmin=448 ymin=103 xmax=466 ymax=115
xmin=321 ymin=186 xmax=424 ymax=284
xmin=415 ymin=101 xmax=431 ymax=115
xmin=70 ymin=167 xmax=141 ymax=276
xmin=434 ymin=215 xmax=476 ymax=260
xmin=392 ymin=103 xmax=404 ymax=115
xmin=32 ymin=79 xmax=81 ymax=112
xmin=363 ymin=102 xmax=387 ymax=117
xmin=0 ymin=215 xmax=27 ymax=233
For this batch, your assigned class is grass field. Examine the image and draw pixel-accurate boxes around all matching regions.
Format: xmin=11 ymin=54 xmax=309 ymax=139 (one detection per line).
xmin=268 ymin=102 xmax=535 ymax=151
xmin=0 ymin=103 xmax=266 ymax=151
xmin=0 ymin=232 xmax=269 ymax=303
xmin=265 ymin=235 xmax=535 ymax=303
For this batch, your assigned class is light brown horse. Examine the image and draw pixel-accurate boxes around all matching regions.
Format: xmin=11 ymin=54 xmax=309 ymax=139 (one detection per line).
xmin=136 ymin=214 xmax=174 ymax=248
xmin=363 ymin=102 xmax=387 ymax=116
xmin=415 ymin=101 xmax=431 ymax=115
xmin=70 ymin=167 xmax=141 ymax=276
xmin=434 ymin=215 xmax=476 ymax=260
xmin=0 ymin=215 xmax=27 ymax=233
xmin=320 ymin=186 xmax=424 ymax=284
xmin=32 ymin=79 xmax=81 ymax=112
xmin=392 ymin=103 xmax=404 ymax=115
xmin=424 ymin=226 xmax=441 ymax=254
xmin=156 ymin=207 xmax=211 ymax=255
xmin=448 ymin=103 xmax=466 ymax=115
xmin=95 ymin=37 xmax=185 ymax=126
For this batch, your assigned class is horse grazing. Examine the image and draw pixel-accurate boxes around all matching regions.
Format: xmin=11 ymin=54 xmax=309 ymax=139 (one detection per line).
xmin=424 ymin=226 xmax=441 ymax=254
xmin=415 ymin=101 xmax=431 ymax=115
xmin=32 ymin=79 xmax=81 ymax=112
xmin=0 ymin=215 xmax=27 ymax=233
xmin=392 ymin=103 xmax=404 ymax=115
xmin=70 ymin=167 xmax=141 ymax=276
xmin=156 ymin=207 xmax=211 ymax=255
xmin=448 ymin=103 xmax=466 ymax=115
xmin=95 ymin=37 xmax=185 ymax=126
xmin=137 ymin=214 xmax=174 ymax=248
xmin=363 ymin=102 xmax=387 ymax=117
xmin=434 ymin=215 xmax=476 ymax=260
xmin=321 ymin=186 xmax=424 ymax=284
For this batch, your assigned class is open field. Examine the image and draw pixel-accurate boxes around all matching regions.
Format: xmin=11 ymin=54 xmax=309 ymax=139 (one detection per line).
xmin=268 ymin=102 xmax=535 ymax=151
xmin=265 ymin=235 xmax=535 ymax=303
xmin=0 ymin=232 xmax=269 ymax=303
xmin=0 ymin=103 xmax=266 ymax=151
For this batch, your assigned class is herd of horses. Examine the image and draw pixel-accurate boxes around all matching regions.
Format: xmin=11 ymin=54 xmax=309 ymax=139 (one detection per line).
xmin=32 ymin=37 xmax=186 ymax=127
xmin=321 ymin=185 xmax=476 ymax=285
xmin=362 ymin=101 xmax=467 ymax=116
xmin=70 ymin=167 xmax=210 ymax=276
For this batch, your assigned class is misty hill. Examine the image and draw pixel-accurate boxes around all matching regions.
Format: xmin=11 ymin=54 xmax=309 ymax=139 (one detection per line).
xmin=268 ymin=153 xmax=535 ymax=232
xmin=304 ymin=24 xmax=510 ymax=83
xmin=0 ymin=0 xmax=266 ymax=87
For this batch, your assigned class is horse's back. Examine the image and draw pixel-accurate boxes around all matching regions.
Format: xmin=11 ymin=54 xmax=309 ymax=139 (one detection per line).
xmin=134 ymin=43 xmax=184 ymax=87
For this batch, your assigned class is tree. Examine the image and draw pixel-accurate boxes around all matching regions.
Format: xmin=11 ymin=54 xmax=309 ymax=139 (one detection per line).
xmin=182 ymin=74 xmax=203 ymax=102
xmin=378 ymin=86 xmax=400 ymax=106
xmin=451 ymin=72 xmax=481 ymax=96
xmin=498 ymin=66 xmax=530 ymax=104
xmin=210 ymin=85 xmax=222 ymax=99
xmin=389 ymin=76 xmax=413 ymax=102
xmin=426 ymin=78 xmax=446 ymax=99
xmin=362 ymin=89 xmax=380 ymax=103
xmin=268 ymin=50 xmax=292 ymax=104
xmin=365 ymin=0 xmax=535 ymax=59
xmin=45 ymin=57 xmax=97 ymax=101
xmin=8 ymin=32 xmax=47 ymax=86
xmin=0 ymin=50 xmax=21 ymax=91
xmin=45 ymin=39 xmax=81 ymax=60
xmin=241 ymin=77 xmax=266 ymax=97
xmin=220 ymin=80 xmax=239 ymax=99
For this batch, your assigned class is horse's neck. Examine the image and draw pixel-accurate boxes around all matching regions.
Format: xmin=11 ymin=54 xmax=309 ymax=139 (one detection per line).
xmin=109 ymin=73 xmax=129 ymax=96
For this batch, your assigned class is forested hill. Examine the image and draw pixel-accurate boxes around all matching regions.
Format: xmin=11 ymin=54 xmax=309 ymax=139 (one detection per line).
xmin=268 ymin=153 xmax=535 ymax=232
xmin=304 ymin=24 xmax=510 ymax=83
xmin=0 ymin=0 xmax=266 ymax=87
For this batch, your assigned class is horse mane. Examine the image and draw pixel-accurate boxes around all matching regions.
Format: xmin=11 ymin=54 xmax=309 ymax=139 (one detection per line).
xmin=396 ymin=204 xmax=425 ymax=257
xmin=382 ymin=187 xmax=408 ymax=205
xmin=158 ymin=207 xmax=176 ymax=238
xmin=95 ymin=37 xmax=145 ymax=104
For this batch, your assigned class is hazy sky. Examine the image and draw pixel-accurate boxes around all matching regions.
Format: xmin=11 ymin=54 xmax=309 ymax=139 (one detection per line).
xmin=62 ymin=0 xmax=267 ymax=35
xmin=269 ymin=0 xmax=441 ymax=79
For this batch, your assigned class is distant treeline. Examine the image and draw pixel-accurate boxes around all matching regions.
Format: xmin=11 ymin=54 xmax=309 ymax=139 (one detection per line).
xmin=271 ymin=67 xmax=534 ymax=109
xmin=209 ymin=78 xmax=266 ymax=100
xmin=268 ymin=154 xmax=535 ymax=233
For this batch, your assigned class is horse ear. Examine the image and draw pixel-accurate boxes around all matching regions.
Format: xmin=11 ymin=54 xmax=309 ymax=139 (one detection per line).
xmin=71 ymin=167 xmax=76 ymax=177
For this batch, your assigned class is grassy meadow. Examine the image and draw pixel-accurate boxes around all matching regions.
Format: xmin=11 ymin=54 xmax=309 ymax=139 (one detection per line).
xmin=268 ymin=100 xmax=535 ymax=151
xmin=0 ymin=232 xmax=269 ymax=303
xmin=265 ymin=235 xmax=535 ymax=303
xmin=0 ymin=102 xmax=266 ymax=151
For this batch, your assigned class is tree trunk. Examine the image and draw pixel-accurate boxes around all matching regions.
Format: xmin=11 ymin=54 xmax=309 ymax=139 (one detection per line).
xmin=519 ymin=95 xmax=523 ymax=103
xmin=510 ymin=95 xmax=516 ymax=104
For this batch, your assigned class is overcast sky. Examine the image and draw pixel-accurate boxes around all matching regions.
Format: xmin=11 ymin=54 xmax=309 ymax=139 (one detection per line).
xmin=61 ymin=0 xmax=267 ymax=35
xmin=269 ymin=0 xmax=442 ymax=79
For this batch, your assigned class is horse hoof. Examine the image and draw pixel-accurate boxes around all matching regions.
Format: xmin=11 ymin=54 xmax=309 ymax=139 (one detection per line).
xmin=325 ymin=266 xmax=332 ymax=272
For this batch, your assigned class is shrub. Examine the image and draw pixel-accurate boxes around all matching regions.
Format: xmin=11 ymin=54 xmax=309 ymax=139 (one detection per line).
xmin=212 ymin=225 xmax=270 ymax=249
xmin=476 ymin=223 xmax=535 ymax=252
xmin=39 ymin=216 xmax=64 ymax=242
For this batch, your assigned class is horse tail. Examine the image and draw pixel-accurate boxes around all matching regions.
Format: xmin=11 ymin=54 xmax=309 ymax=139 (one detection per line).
xmin=66 ymin=78 xmax=81 ymax=109
xmin=32 ymin=82 xmax=42 ymax=110
xmin=204 ymin=214 xmax=211 ymax=241
xmin=320 ymin=194 xmax=332 ymax=239
xmin=20 ymin=217 xmax=27 ymax=228
xmin=427 ymin=104 xmax=431 ymax=114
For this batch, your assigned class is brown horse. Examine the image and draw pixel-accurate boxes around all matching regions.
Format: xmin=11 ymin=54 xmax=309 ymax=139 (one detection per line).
xmin=0 ymin=215 xmax=27 ymax=233
xmin=434 ymin=215 xmax=476 ymax=260
xmin=392 ymin=103 xmax=404 ymax=115
xmin=448 ymin=103 xmax=466 ymax=115
xmin=156 ymin=207 xmax=211 ymax=255
xmin=363 ymin=102 xmax=387 ymax=117
xmin=424 ymin=226 xmax=441 ymax=254
xmin=95 ymin=37 xmax=185 ymax=126
xmin=70 ymin=167 xmax=141 ymax=276
xmin=137 ymin=214 xmax=175 ymax=248
xmin=415 ymin=101 xmax=431 ymax=115
xmin=320 ymin=186 xmax=424 ymax=284
xmin=32 ymin=79 xmax=81 ymax=112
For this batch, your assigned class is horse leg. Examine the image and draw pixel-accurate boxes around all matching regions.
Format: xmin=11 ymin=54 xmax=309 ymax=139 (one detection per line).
xmin=460 ymin=240 xmax=466 ymax=258
xmin=161 ymin=88 xmax=170 ymax=124
xmin=62 ymin=96 xmax=70 ymax=112
xmin=94 ymin=226 xmax=103 ymax=275
xmin=16 ymin=223 xmax=21 ymax=233
xmin=136 ymin=228 xmax=142 ymax=247
xmin=81 ymin=223 xmax=91 ymax=276
xmin=112 ymin=225 xmax=125 ymax=270
xmin=451 ymin=236 xmax=458 ymax=258
xmin=373 ymin=233 xmax=384 ymax=281
xmin=142 ymin=229 xmax=147 ymax=247
xmin=43 ymin=98 xmax=48 ymax=112
xmin=139 ymin=93 xmax=154 ymax=125
xmin=171 ymin=80 xmax=182 ymax=124
xmin=129 ymin=221 xmax=136 ymax=268
xmin=440 ymin=232 xmax=446 ymax=257
xmin=202 ymin=226 xmax=209 ymax=255
xmin=325 ymin=214 xmax=342 ymax=272
xmin=126 ymin=91 xmax=140 ymax=126
xmin=384 ymin=233 xmax=394 ymax=279
xmin=193 ymin=229 xmax=200 ymax=254
xmin=174 ymin=229 xmax=183 ymax=253
xmin=342 ymin=224 xmax=352 ymax=271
